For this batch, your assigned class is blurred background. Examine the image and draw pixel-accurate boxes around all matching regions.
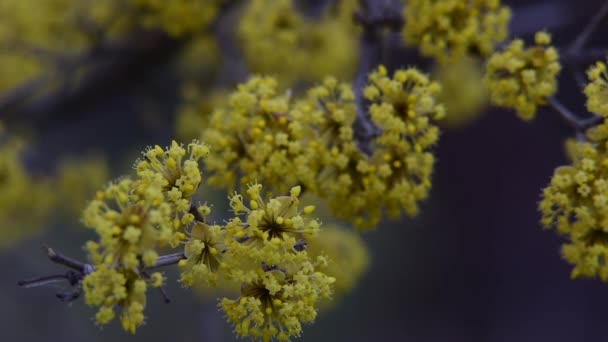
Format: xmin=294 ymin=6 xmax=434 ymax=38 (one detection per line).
xmin=2 ymin=0 xmax=608 ymax=341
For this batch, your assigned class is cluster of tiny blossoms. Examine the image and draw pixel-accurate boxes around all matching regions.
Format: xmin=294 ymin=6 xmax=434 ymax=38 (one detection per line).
xmin=362 ymin=66 xmax=445 ymax=224
xmin=203 ymin=76 xmax=299 ymax=194
xmin=78 ymin=142 xmax=335 ymax=340
xmin=584 ymin=60 xmax=608 ymax=117
xmin=539 ymin=140 xmax=608 ymax=280
xmin=238 ymin=0 xmax=357 ymax=84
xmin=218 ymin=184 xmax=335 ymax=341
xmin=484 ymin=31 xmax=561 ymax=121
xmin=82 ymin=140 xmax=209 ymax=332
xmin=203 ymin=68 xmax=445 ymax=228
xmin=403 ymin=0 xmax=511 ymax=63
xmin=539 ymin=66 xmax=608 ymax=281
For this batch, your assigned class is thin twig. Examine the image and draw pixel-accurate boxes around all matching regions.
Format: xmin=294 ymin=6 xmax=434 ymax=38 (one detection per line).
xmin=45 ymin=246 xmax=87 ymax=273
xmin=19 ymin=247 xmax=185 ymax=292
xmin=561 ymin=1 xmax=608 ymax=91
xmin=547 ymin=96 xmax=603 ymax=139
xmin=148 ymin=252 xmax=186 ymax=269
xmin=563 ymin=48 xmax=608 ymax=66
xmin=568 ymin=0 xmax=608 ymax=54
xmin=17 ymin=274 xmax=72 ymax=289
xmin=142 ymin=270 xmax=171 ymax=304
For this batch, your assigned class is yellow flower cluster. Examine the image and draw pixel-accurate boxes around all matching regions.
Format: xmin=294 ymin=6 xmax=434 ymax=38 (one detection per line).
xmin=219 ymin=183 xmax=334 ymax=341
xmin=0 ymin=136 xmax=54 ymax=248
xmin=82 ymin=140 xmax=209 ymax=332
xmin=135 ymin=140 xmax=209 ymax=203
xmin=540 ymin=62 xmax=608 ymax=281
xmin=203 ymin=76 xmax=300 ymax=193
xmin=584 ymin=60 xmax=608 ymax=117
xmin=131 ymin=0 xmax=224 ymax=36
xmin=83 ymin=178 xmax=170 ymax=269
xmin=81 ymin=265 xmax=164 ymax=333
xmin=484 ymin=31 xmax=561 ymax=121
xmin=433 ymin=55 xmax=488 ymax=127
xmin=361 ymin=66 xmax=444 ymax=225
xmin=238 ymin=0 xmax=357 ymax=84
xmin=220 ymin=261 xmax=333 ymax=342
xmin=539 ymin=140 xmax=608 ymax=280
xmin=290 ymin=77 xmax=359 ymax=197
xmin=403 ymin=0 xmax=511 ymax=63
xmin=79 ymin=142 xmax=338 ymax=339
xmin=179 ymin=220 xmax=226 ymax=287
xmin=203 ymin=68 xmax=444 ymax=228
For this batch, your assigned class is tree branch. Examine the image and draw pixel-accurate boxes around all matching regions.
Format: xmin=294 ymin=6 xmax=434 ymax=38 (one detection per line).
xmin=547 ymin=96 xmax=603 ymax=140
xmin=18 ymin=247 xmax=185 ymax=292
xmin=147 ymin=252 xmax=187 ymax=270
xmin=352 ymin=0 xmax=403 ymax=154
xmin=567 ymin=0 xmax=608 ymax=54
xmin=45 ymin=246 xmax=88 ymax=273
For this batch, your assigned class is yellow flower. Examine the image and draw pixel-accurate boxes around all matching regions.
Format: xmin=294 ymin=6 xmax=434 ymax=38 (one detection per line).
xmin=484 ymin=31 xmax=561 ymax=120
xmin=202 ymin=76 xmax=300 ymax=194
xmin=403 ymin=0 xmax=511 ymax=63
xmin=82 ymin=265 xmax=148 ymax=333
xmin=220 ymin=262 xmax=334 ymax=341
xmin=584 ymin=60 xmax=608 ymax=117
xmin=238 ymin=0 xmax=357 ymax=84
xmin=180 ymin=222 xmax=226 ymax=287
xmin=539 ymin=140 xmax=608 ymax=280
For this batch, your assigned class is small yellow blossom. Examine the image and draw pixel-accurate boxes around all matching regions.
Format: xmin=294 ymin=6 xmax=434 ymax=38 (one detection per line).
xmin=238 ymin=0 xmax=357 ymax=84
xmin=539 ymin=140 xmax=608 ymax=280
xmin=484 ymin=31 xmax=561 ymax=120
xmin=584 ymin=60 xmax=608 ymax=117
xmin=403 ymin=0 xmax=511 ymax=63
